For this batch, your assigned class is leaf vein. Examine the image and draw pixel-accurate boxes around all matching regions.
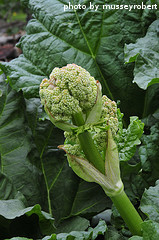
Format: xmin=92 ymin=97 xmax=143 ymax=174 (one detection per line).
xmin=49 ymin=161 xmax=65 ymax=191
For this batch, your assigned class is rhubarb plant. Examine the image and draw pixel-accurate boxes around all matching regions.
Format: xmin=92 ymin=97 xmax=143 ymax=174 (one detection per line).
xmin=39 ymin=64 xmax=143 ymax=236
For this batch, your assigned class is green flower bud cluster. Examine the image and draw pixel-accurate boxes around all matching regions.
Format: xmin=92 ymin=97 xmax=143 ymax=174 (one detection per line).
xmin=64 ymin=131 xmax=83 ymax=157
xmin=40 ymin=64 xmax=118 ymax=159
xmin=92 ymin=95 xmax=118 ymax=152
xmin=101 ymin=95 xmax=118 ymax=135
xmin=40 ymin=78 xmax=81 ymax=121
xmin=40 ymin=64 xmax=97 ymax=121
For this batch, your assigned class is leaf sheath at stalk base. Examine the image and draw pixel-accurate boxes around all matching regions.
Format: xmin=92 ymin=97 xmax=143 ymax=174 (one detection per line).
xmin=58 ymin=145 xmax=124 ymax=197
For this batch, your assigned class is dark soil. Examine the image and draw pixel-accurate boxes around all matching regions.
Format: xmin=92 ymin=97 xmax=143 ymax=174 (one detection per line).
xmin=0 ymin=19 xmax=26 ymax=61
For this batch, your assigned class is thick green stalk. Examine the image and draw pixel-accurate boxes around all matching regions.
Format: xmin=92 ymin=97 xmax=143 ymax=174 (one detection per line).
xmin=73 ymin=112 xmax=105 ymax=174
xmin=72 ymin=111 xmax=143 ymax=236
xmin=111 ymin=191 xmax=143 ymax=236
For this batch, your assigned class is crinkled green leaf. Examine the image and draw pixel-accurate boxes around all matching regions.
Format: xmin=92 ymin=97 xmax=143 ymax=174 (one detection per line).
xmin=129 ymin=220 xmax=159 ymax=240
xmin=140 ymin=180 xmax=159 ymax=222
xmin=117 ymin=116 xmax=144 ymax=162
xmin=124 ymin=20 xmax=159 ymax=89
xmin=141 ymin=221 xmax=159 ymax=239
xmin=104 ymin=226 xmax=126 ymax=240
xmin=42 ymin=220 xmax=106 ymax=240
xmin=139 ymin=123 xmax=159 ymax=185
xmin=0 ymin=199 xmax=25 ymax=219
xmin=87 ymin=220 xmax=107 ymax=240
xmin=0 ymin=0 xmax=158 ymax=120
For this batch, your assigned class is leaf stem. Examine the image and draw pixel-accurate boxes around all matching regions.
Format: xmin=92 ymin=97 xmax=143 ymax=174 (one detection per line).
xmin=111 ymin=190 xmax=143 ymax=236
xmin=72 ymin=112 xmax=105 ymax=174
xmin=72 ymin=112 xmax=143 ymax=236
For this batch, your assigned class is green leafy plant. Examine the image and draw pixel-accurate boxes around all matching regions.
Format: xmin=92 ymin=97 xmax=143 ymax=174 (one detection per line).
xmin=0 ymin=0 xmax=159 ymax=239
xmin=125 ymin=19 xmax=159 ymax=89
xmin=39 ymin=63 xmax=144 ymax=236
